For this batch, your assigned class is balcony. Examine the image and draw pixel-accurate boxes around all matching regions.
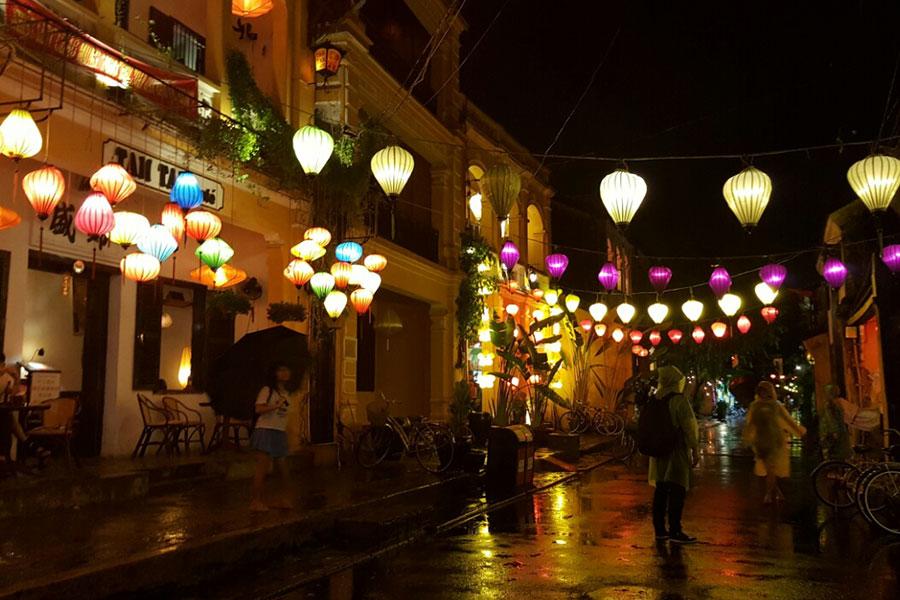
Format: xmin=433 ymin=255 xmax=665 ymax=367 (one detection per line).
xmin=375 ymin=205 xmax=439 ymax=263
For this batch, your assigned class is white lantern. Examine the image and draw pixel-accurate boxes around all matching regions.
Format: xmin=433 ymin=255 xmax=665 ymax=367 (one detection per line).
xmin=292 ymin=125 xmax=334 ymax=175
xmin=647 ymin=302 xmax=669 ymax=324
xmin=0 ymin=109 xmax=42 ymax=160
xmin=371 ymin=145 xmax=414 ymax=197
xmin=754 ymin=282 xmax=778 ymax=305
xmin=722 ymin=166 xmax=772 ymax=231
xmin=506 ymin=304 xmax=519 ymax=316
xmin=564 ymin=294 xmax=580 ymax=312
xmin=323 ymin=290 xmax=348 ymax=318
xmin=682 ymin=299 xmax=704 ymax=322
xmin=615 ymin=302 xmax=636 ymax=324
xmin=718 ymin=293 xmax=742 ymax=317
xmin=847 ymin=154 xmax=900 ymax=214
xmin=468 ymin=193 xmax=483 ymax=222
xmin=599 ymin=169 xmax=647 ymax=228
xmin=544 ymin=290 xmax=559 ymax=306
xmin=588 ymin=302 xmax=608 ymax=322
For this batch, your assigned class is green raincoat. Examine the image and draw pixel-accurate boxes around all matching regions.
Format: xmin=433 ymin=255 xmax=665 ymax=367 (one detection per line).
xmin=648 ymin=393 xmax=699 ymax=490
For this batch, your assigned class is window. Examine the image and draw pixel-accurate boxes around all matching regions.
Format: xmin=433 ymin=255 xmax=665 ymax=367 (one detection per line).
xmin=148 ymin=7 xmax=206 ymax=74
xmin=527 ymin=204 xmax=546 ymax=268
xmin=114 ymin=0 xmax=129 ymax=27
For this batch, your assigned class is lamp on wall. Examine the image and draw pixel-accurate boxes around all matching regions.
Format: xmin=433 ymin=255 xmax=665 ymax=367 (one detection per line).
xmin=177 ymin=346 xmax=192 ymax=389
xmin=313 ymin=42 xmax=344 ymax=83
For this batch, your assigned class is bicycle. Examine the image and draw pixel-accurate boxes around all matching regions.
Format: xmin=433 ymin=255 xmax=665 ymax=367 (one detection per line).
xmin=356 ymin=395 xmax=454 ymax=473
xmin=812 ymin=429 xmax=900 ymax=510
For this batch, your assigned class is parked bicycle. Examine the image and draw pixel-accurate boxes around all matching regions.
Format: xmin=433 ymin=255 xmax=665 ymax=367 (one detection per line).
xmin=558 ymin=402 xmax=625 ymax=436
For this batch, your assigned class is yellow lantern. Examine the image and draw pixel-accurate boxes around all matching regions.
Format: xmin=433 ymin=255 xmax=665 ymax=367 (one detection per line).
xmin=718 ymin=293 xmax=742 ymax=317
xmin=468 ymin=193 xmax=483 ymax=222
xmin=0 ymin=109 xmax=42 ymax=160
xmin=565 ymin=294 xmax=580 ymax=312
xmin=363 ymin=254 xmax=387 ymax=272
xmin=722 ymin=166 xmax=772 ymax=231
xmin=588 ymin=302 xmax=608 ymax=322
xmin=647 ymin=302 xmax=669 ymax=324
xmin=119 ymin=252 xmax=160 ymax=282
xmin=681 ymin=299 xmax=704 ymax=322
xmin=847 ymin=154 xmax=900 ymax=214
xmin=593 ymin=323 xmax=607 ymax=337
xmin=323 ymin=290 xmax=348 ymax=318
xmin=371 ymin=145 xmax=414 ymax=198
xmin=292 ymin=125 xmax=334 ymax=175
xmin=177 ymin=346 xmax=192 ymax=388
xmin=711 ymin=322 xmax=728 ymax=339
xmin=303 ymin=227 xmax=332 ymax=247
xmin=283 ymin=259 xmax=314 ymax=288
xmin=110 ymin=211 xmax=150 ymax=249
xmin=611 ymin=328 xmax=625 ymax=343
xmin=544 ymin=290 xmax=559 ymax=306
xmin=615 ymin=302 xmax=636 ymax=324
xmin=599 ymin=169 xmax=647 ymax=228
xmin=754 ymin=282 xmax=778 ymax=305
xmin=291 ymin=240 xmax=326 ymax=262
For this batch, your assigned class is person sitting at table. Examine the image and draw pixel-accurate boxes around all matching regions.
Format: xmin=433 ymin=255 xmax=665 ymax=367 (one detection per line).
xmin=0 ymin=353 xmax=50 ymax=461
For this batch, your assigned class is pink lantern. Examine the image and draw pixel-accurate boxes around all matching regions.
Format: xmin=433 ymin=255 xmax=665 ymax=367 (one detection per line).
xmin=597 ymin=262 xmax=619 ymax=291
xmin=692 ymin=326 xmax=706 ymax=344
xmin=649 ymin=331 xmax=661 ymax=346
xmin=823 ymin=257 xmax=847 ymax=289
xmin=882 ymin=245 xmax=900 ymax=274
xmin=709 ymin=267 xmax=732 ymax=298
xmin=74 ymin=192 xmax=115 ymax=238
xmin=737 ymin=315 xmax=751 ymax=334
xmin=545 ymin=253 xmax=569 ymax=279
xmin=629 ymin=330 xmax=643 ymax=344
xmin=500 ymin=241 xmax=519 ymax=271
xmin=648 ymin=266 xmax=672 ymax=292
xmin=668 ymin=329 xmax=683 ymax=344
xmin=761 ymin=306 xmax=778 ymax=324
xmin=760 ymin=263 xmax=787 ymax=290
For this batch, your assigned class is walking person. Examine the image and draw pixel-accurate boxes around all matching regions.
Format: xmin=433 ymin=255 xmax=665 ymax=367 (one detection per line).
xmin=641 ymin=365 xmax=700 ymax=544
xmin=249 ymin=362 xmax=296 ymax=512
xmin=818 ymin=384 xmax=851 ymax=460
xmin=744 ymin=381 xmax=806 ymax=504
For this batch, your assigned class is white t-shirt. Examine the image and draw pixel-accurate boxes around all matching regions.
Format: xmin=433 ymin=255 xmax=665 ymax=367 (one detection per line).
xmin=254 ymin=386 xmax=290 ymax=431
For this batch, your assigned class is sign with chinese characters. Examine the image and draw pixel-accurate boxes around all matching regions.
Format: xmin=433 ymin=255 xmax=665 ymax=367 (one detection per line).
xmin=102 ymin=140 xmax=225 ymax=211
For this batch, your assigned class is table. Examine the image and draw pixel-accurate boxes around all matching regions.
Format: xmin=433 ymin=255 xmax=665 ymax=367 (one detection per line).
xmin=0 ymin=404 xmax=51 ymax=475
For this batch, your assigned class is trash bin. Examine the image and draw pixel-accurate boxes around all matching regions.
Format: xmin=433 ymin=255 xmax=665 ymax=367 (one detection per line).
xmin=487 ymin=425 xmax=535 ymax=495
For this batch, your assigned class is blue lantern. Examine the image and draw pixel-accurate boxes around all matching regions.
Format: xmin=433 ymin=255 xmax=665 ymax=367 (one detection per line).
xmin=138 ymin=224 xmax=178 ymax=263
xmin=335 ymin=241 xmax=363 ymax=263
xmin=171 ymin=172 xmax=203 ymax=211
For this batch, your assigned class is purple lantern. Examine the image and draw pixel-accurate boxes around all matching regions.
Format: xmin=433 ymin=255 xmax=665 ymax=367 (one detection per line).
xmin=709 ymin=267 xmax=732 ymax=298
xmin=648 ymin=266 xmax=672 ymax=292
xmin=545 ymin=253 xmax=569 ymax=279
xmin=500 ymin=241 xmax=519 ymax=271
xmin=882 ymin=245 xmax=900 ymax=274
xmin=597 ymin=262 xmax=620 ymax=291
xmin=823 ymin=256 xmax=847 ymax=289
xmin=760 ymin=263 xmax=787 ymax=290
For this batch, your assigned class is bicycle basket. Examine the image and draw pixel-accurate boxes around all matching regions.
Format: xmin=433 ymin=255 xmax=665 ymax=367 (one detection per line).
xmin=366 ymin=398 xmax=391 ymax=427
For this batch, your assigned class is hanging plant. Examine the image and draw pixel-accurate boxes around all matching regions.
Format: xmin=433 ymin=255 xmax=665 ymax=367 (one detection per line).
xmin=206 ymin=290 xmax=252 ymax=318
xmin=267 ymin=302 xmax=309 ymax=324
xmin=456 ymin=228 xmax=497 ymax=343
xmin=334 ymin=134 xmax=357 ymax=167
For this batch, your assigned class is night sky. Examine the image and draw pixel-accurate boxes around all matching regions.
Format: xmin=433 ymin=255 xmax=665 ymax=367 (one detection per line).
xmin=459 ymin=0 xmax=900 ymax=291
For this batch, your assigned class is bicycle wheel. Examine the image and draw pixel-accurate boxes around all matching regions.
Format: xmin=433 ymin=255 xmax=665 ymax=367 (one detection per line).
xmin=856 ymin=466 xmax=884 ymax=521
xmin=610 ymin=433 xmax=636 ymax=463
xmin=356 ymin=425 xmax=393 ymax=468
xmin=593 ymin=410 xmax=619 ymax=436
xmin=864 ymin=468 xmax=900 ymax=535
xmin=812 ymin=460 xmax=860 ymax=509
xmin=413 ymin=423 xmax=454 ymax=473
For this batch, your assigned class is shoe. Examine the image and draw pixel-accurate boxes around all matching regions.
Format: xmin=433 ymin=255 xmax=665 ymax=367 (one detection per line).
xmin=655 ymin=531 xmax=670 ymax=541
xmin=669 ymin=532 xmax=697 ymax=544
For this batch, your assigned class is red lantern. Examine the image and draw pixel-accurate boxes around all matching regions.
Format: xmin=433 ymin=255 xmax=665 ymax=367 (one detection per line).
xmin=350 ymin=289 xmax=374 ymax=314
xmin=90 ymin=162 xmax=136 ymax=205
xmin=649 ymin=330 xmax=662 ymax=346
xmin=580 ymin=319 xmax=593 ymax=332
xmin=629 ymin=330 xmax=643 ymax=344
xmin=761 ymin=306 xmax=778 ymax=325
xmin=283 ymin=259 xmax=314 ymax=289
xmin=737 ymin=315 xmax=751 ymax=334
xmin=692 ymin=326 xmax=705 ymax=344
xmin=23 ymin=165 xmax=65 ymax=220
xmin=331 ymin=262 xmax=353 ymax=289
xmin=74 ymin=192 xmax=115 ymax=238
xmin=185 ymin=209 xmax=222 ymax=243
xmin=161 ymin=202 xmax=185 ymax=241
xmin=668 ymin=329 xmax=683 ymax=344
xmin=711 ymin=321 xmax=728 ymax=338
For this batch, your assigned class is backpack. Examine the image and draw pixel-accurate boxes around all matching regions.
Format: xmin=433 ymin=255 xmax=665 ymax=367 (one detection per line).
xmin=637 ymin=392 xmax=680 ymax=457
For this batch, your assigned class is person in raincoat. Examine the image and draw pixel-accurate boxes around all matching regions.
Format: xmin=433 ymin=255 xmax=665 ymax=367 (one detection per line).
xmin=818 ymin=384 xmax=852 ymax=460
xmin=744 ymin=381 xmax=806 ymax=504
xmin=649 ymin=365 xmax=700 ymax=544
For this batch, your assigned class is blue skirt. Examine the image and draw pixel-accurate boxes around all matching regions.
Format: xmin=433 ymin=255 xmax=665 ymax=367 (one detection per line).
xmin=250 ymin=428 xmax=289 ymax=458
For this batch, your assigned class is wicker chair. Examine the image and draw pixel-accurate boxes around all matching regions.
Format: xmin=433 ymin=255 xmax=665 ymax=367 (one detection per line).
xmin=161 ymin=396 xmax=206 ymax=454
xmin=26 ymin=396 xmax=80 ymax=465
xmin=133 ymin=394 xmax=177 ymax=457
xmin=210 ymin=414 xmax=252 ymax=449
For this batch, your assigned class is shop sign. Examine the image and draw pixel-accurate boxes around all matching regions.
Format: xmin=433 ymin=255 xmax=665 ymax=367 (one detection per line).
xmin=102 ymin=141 xmax=225 ymax=211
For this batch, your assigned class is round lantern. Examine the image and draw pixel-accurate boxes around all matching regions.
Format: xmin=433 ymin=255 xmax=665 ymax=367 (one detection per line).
xmin=171 ymin=172 xmax=204 ymax=211
xmin=760 ymin=263 xmax=787 ymax=290
xmin=682 ymin=299 xmax=704 ymax=322
xmin=138 ymin=224 xmax=178 ymax=263
xmin=632 ymin=345 xmax=644 ymax=356
xmin=0 ymin=109 xmax=42 ymax=160
xmin=195 ymin=238 xmax=234 ymax=272
xmin=161 ymin=202 xmax=185 ymax=241
xmin=348 ymin=264 xmax=369 ymax=286
xmin=74 ymin=192 xmax=115 ymax=238
xmin=324 ymin=290 xmax=348 ymax=318
xmin=310 ymin=272 xmax=335 ymax=298
xmin=692 ymin=326 xmax=706 ymax=344
xmin=599 ymin=169 xmax=647 ymax=228
xmin=565 ymin=294 xmax=580 ymax=313
xmin=480 ymin=163 xmax=521 ymax=223
xmin=597 ymin=262 xmax=620 ymax=291
xmin=350 ymin=289 xmax=374 ymax=314
xmin=588 ymin=302 xmax=608 ymax=322
xmin=283 ymin=259 xmax=314 ymax=288
xmin=371 ymin=145 xmax=414 ymax=198
xmin=616 ymin=302 xmax=636 ymax=324
xmin=335 ymin=241 xmax=363 ymax=263
xmin=668 ymin=329 xmax=683 ymax=344
xmin=648 ymin=302 xmax=669 ymax=324
xmin=90 ymin=162 xmax=136 ymax=205
xmin=649 ymin=331 xmax=662 ymax=346
xmin=110 ymin=211 xmax=150 ymax=249
xmin=292 ymin=240 xmax=326 ymax=262
xmin=0 ymin=205 xmax=21 ymax=230
xmin=629 ymin=330 xmax=643 ymax=344
xmin=761 ymin=306 xmax=779 ymax=324
xmin=364 ymin=254 xmax=387 ymax=272
xmin=545 ymin=254 xmax=568 ymax=279
xmin=500 ymin=241 xmax=519 ymax=271
xmin=722 ymin=166 xmax=772 ymax=231
xmin=711 ymin=321 xmax=728 ymax=338
xmin=823 ymin=256 xmax=847 ymax=289
xmin=361 ymin=271 xmax=382 ymax=293
xmin=293 ymin=125 xmax=334 ymax=175
xmin=468 ymin=193 xmax=483 ymax=222
xmin=120 ymin=253 xmax=160 ymax=282
xmin=185 ymin=209 xmax=222 ymax=243
xmin=22 ymin=165 xmax=65 ymax=220
xmin=594 ymin=323 xmax=607 ymax=337
xmin=754 ymin=282 xmax=778 ymax=305
xmin=882 ymin=244 xmax=900 ymax=273
xmin=192 ymin=264 xmax=246 ymax=289
xmin=232 ymin=0 xmax=273 ymax=17
xmin=847 ymin=154 xmax=900 ymax=214
xmin=737 ymin=315 xmax=752 ymax=334
xmin=648 ymin=266 xmax=672 ymax=292
xmin=304 ymin=227 xmax=332 ymax=247
xmin=718 ymin=293 xmax=742 ymax=317
xmin=709 ymin=267 xmax=732 ymax=298
xmin=331 ymin=261 xmax=353 ymax=289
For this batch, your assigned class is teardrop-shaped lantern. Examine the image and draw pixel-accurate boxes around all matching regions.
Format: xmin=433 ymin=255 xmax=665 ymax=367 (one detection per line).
xmin=350 ymin=289 xmax=374 ymax=314
xmin=283 ymin=259 xmax=314 ymax=288
xmin=692 ymin=326 xmax=706 ymax=344
xmin=292 ymin=240 xmax=326 ymax=262
xmin=195 ymin=238 xmax=234 ymax=272
xmin=335 ymin=241 xmax=364 ymax=263
xmin=74 ymin=192 xmax=115 ymax=238
xmin=761 ymin=306 xmax=779 ymax=324
xmin=588 ymin=302 xmax=608 ymax=322
xmin=648 ymin=266 xmax=672 ymax=292
xmin=611 ymin=328 xmax=625 ymax=343
xmin=303 ymin=227 xmax=332 ymax=247
xmin=823 ymin=256 xmax=847 ymax=289
xmin=364 ymin=254 xmax=387 ymax=272
xmin=594 ymin=323 xmax=607 ymax=337
xmin=361 ymin=271 xmax=382 ymax=293
xmin=293 ymin=125 xmax=334 ymax=175
xmin=468 ymin=193 xmax=483 ymax=222
xmin=722 ymin=166 xmax=772 ymax=231
xmin=310 ymin=272 xmax=335 ymax=298
xmin=171 ymin=172 xmax=204 ymax=211
xmin=192 ymin=264 xmax=246 ymax=289
xmin=480 ymin=163 xmax=521 ymax=223
xmin=331 ymin=261 xmax=353 ymax=289
xmin=185 ymin=209 xmax=222 ymax=243
xmin=709 ymin=267 xmax=732 ymax=298
xmin=616 ymin=302 xmax=636 ymax=324
xmin=120 ymin=252 xmax=160 ymax=282
xmin=597 ymin=262 xmax=619 ymax=291
xmin=161 ymin=202 xmax=185 ymax=241
xmin=110 ymin=211 xmax=150 ymax=249
xmin=371 ymin=145 xmax=414 ymax=198
xmin=648 ymin=302 xmax=669 ymax=324
xmin=649 ymin=331 xmax=662 ymax=347
xmin=138 ymin=224 xmax=179 ymax=263
xmin=545 ymin=254 xmax=568 ymax=279
xmin=681 ymin=299 xmax=704 ymax=322
xmin=754 ymin=282 xmax=778 ymax=305
xmin=500 ymin=241 xmax=519 ymax=271
xmin=599 ymin=169 xmax=647 ymax=228
xmin=629 ymin=330 xmax=643 ymax=344
xmin=565 ymin=294 xmax=580 ymax=313
xmin=232 ymin=0 xmax=274 ymax=18
xmin=737 ymin=315 xmax=752 ymax=334
xmin=90 ymin=162 xmax=136 ymax=205
xmin=0 ymin=109 xmax=42 ymax=160
xmin=23 ymin=165 xmax=65 ymax=220
xmin=760 ymin=263 xmax=787 ymax=290
xmin=847 ymin=154 xmax=900 ymax=214
xmin=711 ymin=321 xmax=728 ymax=338
xmin=668 ymin=329 xmax=683 ymax=344
xmin=718 ymin=293 xmax=742 ymax=317
xmin=0 ymin=205 xmax=21 ymax=230
xmin=544 ymin=290 xmax=559 ymax=306
xmin=324 ymin=290 xmax=348 ymax=318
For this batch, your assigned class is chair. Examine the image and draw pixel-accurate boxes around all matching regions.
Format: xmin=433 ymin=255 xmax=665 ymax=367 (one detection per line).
xmin=26 ymin=397 xmax=80 ymax=465
xmin=161 ymin=396 xmax=206 ymax=454
xmin=210 ymin=414 xmax=252 ymax=450
xmin=133 ymin=394 xmax=177 ymax=457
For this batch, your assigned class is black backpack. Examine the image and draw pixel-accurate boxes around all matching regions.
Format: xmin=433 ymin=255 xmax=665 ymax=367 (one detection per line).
xmin=637 ymin=392 xmax=680 ymax=457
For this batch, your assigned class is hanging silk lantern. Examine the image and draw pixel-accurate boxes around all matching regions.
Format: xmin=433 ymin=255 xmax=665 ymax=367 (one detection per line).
xmin=22 ymin=165 xmax=65 ymax=220
xmin=648 ymin=266 xmax=672 ymax=292
xmin=161 ymin=202 xmax=185 ymax=241
xmin=90 ymin=162 xmax=136 ymax=205
xmin=565 ymin=294 xmax=580 ymax=312
xmin=761 ymin=306 xmax=779 ymax=324
xmin=647 ymin=302 xmax=669 ymax=324
xmin=544 ymin=290 xmax=559 ymax=306
xmin=611 ymin=328 xmax=625 ymax=343
xmin=292 ymin=240 xmax=326 ymax=262
xmin=324 ymin=290 xmax=348 ymax=318
xmin=120 ymin=252 xmax=160 ymax=282
xmin=754 ymin=282 xmax=778 ymax=305
xmin=579 ymin=319 xmax=592 ymax=332
xmin=631 ymin=345 xmax=644 ymax=357
xmin=361 ymin=271 xmax=382 ymax=293
xmin=0 ymin=205 xmax=21 ymax=230
xmin=331 ymin=261 xmax=353 ymax=289
xmin=668 ymin=329 xmax=683 ymax=344
xmin=722 ymin=166 xmax=772 ymax=231
xmin=545 ymin=253 xmax=568 ymax=279
xmin=760 ymin=263 xmax=787 ymax=290
xmin=310 ymin=272 xmax=335 ymax=298
xmin=480 ymin=163 xmax=521 ymax=223
xmin=500 ymin=241 xmax=519 ymax=271
xmin=0 ymin=109 xmax=42 ymax=160
xmin=718 ymin=293 xmax=742 ymax=317
xmin=185 ymin=209 xmax=222 ymax=243
xmin=171 ymin=172 xmax=204 ymax=211
xmin=506 ymin=304 xmax=520 ymax=316
xmin=192 ymin=264 xmax=246 ymax=289
xmin=292 ymin=125 xmax=334 ymax=175
xmin=882 ymin=244 xmax=900 ymax=273
xmin=335 ymin=241 xmax=363 ymax=263
xmin=74 ymin=192 xmax=115 ymax=238
xmin=348 ymin=264 xmax=369 ymax=286
xmin=594 ymin=323 xmax=607 ymax=337
xmin=597 ymin=262 xmax=619 ymax=291
xmin=533 ymin=288 xmax=544 ymax=299
xmin=303 ymin=227 xmax=332 ymax=247
xmin=231 ymin=0 xmax=273 ymax=17
xmin=468 ymin=193 xmax=483 ymax=222
xmin=588 ymin=302 xmax=608 ymax=322
xmin=709 ymin=267 xmax=732 ymax=298
xmin=692 ymin=326 xmax=706 ymax=344
xmin=283 ymin=259 xmax=314 ymax=288
xmin=711 ymin=321 xmax=728 ymax=338
xmin=364 ymin=254 xmax=387 ymax=272
xmin=682 ymin=298 xmax=704 ymax=322
xmin=110 ymin=211 xmax=150 ymax=249
xmin=846 ymin=154 xmax=900 ymax=214
xmin=138 ymin=224 xmax=178 ymax=263
xmin=600 ymin=169 xmax=647 ymax=228
xmin=195 ymin=238 xmax=234 ymax=272
xmin=737 ymin=315 xmax=752 ymax=334
xmin=371 ymin=145 xmax=414 ymax=198
xmin=649 ymin=331 xmax=662 ymax=346
xmin=616 ymin=302 xmax=636 ymax=324
xmin=629 ymin=330 xmax=643 ymax=344
xmin=350 ymin=289 xmax=374 ymax=314
xmin=823 ymin=257 xmax=847 ymax=289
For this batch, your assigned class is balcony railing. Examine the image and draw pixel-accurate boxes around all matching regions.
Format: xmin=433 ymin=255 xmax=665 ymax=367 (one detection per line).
xmin=375 ymin=207 xmax=439 ymax=263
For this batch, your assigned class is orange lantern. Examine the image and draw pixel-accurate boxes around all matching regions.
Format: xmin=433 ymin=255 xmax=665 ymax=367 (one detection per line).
xmin=303 ymin=226 xmax=332 ymax=247
xmin=593 ymin=323 xmax=607 ymax=337
xmin=631 ymin=345 xmax=643 ymax=356
xmin=629 ymin=330 xmax=643 ymax=344
xmin=0 ymin=205 xmax=21 ymax=231
xmin=231 ymin=0 xmax=273 ymax=17
xmin=331 ymin=262 xmax=353 ymax=289
xmin=668 ymin=329 xmax=683 ymax=344
xmin=120 ymin=253 xmax=160 ymax=282
xmin=283 ymin=259 xmax=314 ymax=288
xmin=711 ymin=321 xmax=728 ymax=338
xmin=161 ymin=202 xmax=185 ymax=241
xmin=185 ymin=209 xmax=222 ymax=243
xmin=649 ymin=331 xmax=662 ymax=346
xmin=532 ymin=288 xmax=544 ymax=299
xmin=761 ymin=306 xmax=779 ymax=324
xmin=191 ymin=264 xmax=246 ymax=289
xmin=692 ymin=326 xmax=705 ymax=344
xmin=23 ymin=165 xmax=65 ymax=220
xmin=737 ymin=315 xmax=752 ymax=334
xmin=364 ymin=254 xmax=387 ymax=272
xmin=90 ymin=162 xmax=136 ymax=205
xmin=350 ymin=289 xmax=374 ymax=314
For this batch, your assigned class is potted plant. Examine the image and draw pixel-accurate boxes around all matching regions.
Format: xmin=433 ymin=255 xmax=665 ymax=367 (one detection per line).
xmin=267 ymin=302 xmax=308 ymax=324
xmin=449 ymin=380 xmax=484 ymax=471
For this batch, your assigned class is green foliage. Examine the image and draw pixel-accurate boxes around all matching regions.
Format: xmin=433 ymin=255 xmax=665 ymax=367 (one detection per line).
xmin=206 ymin=290 xmax=252 ymax=318
xmin=267 ymin=302 xmax=309 ymax=324
xmin=456 ymin=229 xmax=497 ymax=343
xmin=450 ymin=380 xmax=476 ymax=438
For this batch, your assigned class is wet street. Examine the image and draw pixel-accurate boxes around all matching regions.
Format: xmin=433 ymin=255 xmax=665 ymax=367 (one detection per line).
xmin=277 ymin=422 xmax=899 ymax=600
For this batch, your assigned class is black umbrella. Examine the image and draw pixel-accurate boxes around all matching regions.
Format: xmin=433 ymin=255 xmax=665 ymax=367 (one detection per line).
xmin=206 ymin=326 xmax=311 ymax=420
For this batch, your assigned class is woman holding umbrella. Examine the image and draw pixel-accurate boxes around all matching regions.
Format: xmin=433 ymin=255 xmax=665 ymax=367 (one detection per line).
xmin=250 ymin=361 xmax=298 ymax=512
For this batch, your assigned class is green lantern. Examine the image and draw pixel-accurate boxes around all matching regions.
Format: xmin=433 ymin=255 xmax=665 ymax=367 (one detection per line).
xmin=195 ymin=237 xmax=234 ymax=272
xmin=310 ymin=272 xmax=335 ymax=298
xmin=480 ymin=163 xmax=521 ymax=224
